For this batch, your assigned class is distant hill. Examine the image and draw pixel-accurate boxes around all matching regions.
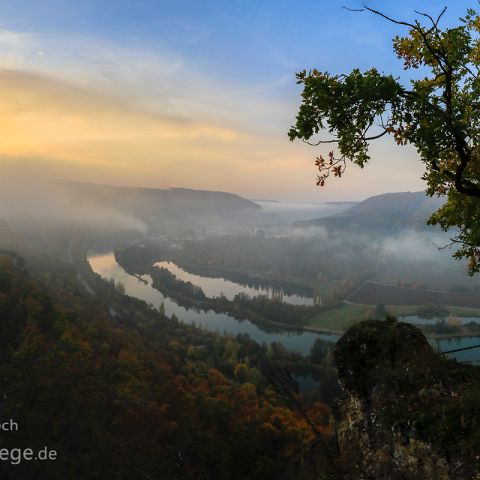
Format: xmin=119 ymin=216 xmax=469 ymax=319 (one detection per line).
xmin=56 ymin=181 xmax=261 ymax=231
xmin=295 ymin=191 xmax=444 ymax=233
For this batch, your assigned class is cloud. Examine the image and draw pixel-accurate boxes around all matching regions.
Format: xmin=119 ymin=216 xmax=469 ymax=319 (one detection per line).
xmin=0 ymin=67 xmax=312 ymax=199
xmin=0 ymin=25 xmax=426 ymax=202
xmin=0 ymin=30 xmax=32 ymax=48
xmin=0 ymin=27 xmax=288 ymax=130
xmin=0 ymin=68 xmax=246 ymax=158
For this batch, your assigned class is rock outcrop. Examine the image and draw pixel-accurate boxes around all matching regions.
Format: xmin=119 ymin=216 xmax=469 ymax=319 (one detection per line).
xmin=334 ymin=320 xmax=480 ymax=479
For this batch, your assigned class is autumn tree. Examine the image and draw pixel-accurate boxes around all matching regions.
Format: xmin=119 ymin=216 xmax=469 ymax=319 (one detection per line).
xmin=289 ymin=6 xmax=480 ymax=274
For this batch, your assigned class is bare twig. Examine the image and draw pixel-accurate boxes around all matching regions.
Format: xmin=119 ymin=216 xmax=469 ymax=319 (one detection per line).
xmin=342 ymin=6 xmax=364 ymax=13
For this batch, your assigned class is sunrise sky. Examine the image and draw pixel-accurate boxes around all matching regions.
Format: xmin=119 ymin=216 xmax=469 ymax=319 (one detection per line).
xmin=0 ymin=0 xmax=473 ymax=201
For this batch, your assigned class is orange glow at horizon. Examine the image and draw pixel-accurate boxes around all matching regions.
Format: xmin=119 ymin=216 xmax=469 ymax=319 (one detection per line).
xmin=0 ymin=68 xmax=425 ymax=202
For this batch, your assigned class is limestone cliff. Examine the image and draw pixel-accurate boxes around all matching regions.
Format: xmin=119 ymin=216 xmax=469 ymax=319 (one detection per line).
xmin=333 ymin=320 xmax=480 ymax=480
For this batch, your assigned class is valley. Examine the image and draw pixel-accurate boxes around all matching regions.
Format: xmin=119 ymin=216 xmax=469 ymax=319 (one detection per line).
xmin=75 ymin=188 xmax=480 ymax=363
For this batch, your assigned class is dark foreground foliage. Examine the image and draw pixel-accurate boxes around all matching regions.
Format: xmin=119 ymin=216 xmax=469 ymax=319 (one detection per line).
xmin=0 ymin=252 xmax=335 ymax=480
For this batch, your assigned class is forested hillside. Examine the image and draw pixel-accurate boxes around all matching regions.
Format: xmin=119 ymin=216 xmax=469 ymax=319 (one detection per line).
xmin=57 ymin=181 xmax=261 ymax=232
xmin=0 ymin=252 xmax=334 ymax=479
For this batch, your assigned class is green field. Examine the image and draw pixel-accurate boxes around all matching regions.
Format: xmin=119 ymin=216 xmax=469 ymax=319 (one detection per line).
xmin=309 ymin=303 xmax=480 ymax=333
xmin=308 ymin=304 xmax=368 ymax=331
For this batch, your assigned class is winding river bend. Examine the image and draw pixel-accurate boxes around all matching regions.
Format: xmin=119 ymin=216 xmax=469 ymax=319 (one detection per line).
xmin=154 ymin=260 xmax=316 ymax=305
xmin=88 ymin=251 xmax=339 ymax=356
xmin=88 ymin=250 xmax=480 ymax=362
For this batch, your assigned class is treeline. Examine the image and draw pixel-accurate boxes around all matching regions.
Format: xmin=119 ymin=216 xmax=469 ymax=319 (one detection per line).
xmin=114 ymin=243 xmax=166 ymax=274
xmin=148 ymin=266 xmax=326 ymax=328
xmin=169 ymin=234 xmax=377 ymax=289
xmin=117 ymin=243 xmax=315 ymax=298
xmin=0 ymin=252 xmax=338 ymax=479
xmin=153 ymin=266 xmax=207 ymax=300
xmin=118 ymin=232 xmax=378 ymax=303
xmin=174 ymin=263 xmax=315 ymax=297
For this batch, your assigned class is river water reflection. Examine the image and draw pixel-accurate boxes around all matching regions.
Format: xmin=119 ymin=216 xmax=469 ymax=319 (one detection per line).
xmin=88 ymin=251 xmax=480 ymax=362
xmin=154 ymin=260 xmax=314 ymax=305
xmin=88 ymin=251 xmax=338 ymax=356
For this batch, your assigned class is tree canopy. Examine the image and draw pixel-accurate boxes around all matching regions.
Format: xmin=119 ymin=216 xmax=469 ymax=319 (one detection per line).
xmin=289 ymin=6 xmax=480 ymax=274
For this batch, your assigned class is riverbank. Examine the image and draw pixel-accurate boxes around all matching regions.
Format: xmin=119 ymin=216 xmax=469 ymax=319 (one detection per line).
xmin=84 ymin=247 xmax=480 ymax=361
xmin=87 ymin=249 xmax=341 ymax=355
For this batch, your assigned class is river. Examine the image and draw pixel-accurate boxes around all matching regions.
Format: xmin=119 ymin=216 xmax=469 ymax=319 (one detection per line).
xmin=154 ymin=260 xmax=315 ymax=305
xmin=88 ymin=251 xmax=339 ymax=356
xmin=88 ymin=251 xmax=480 ymax=362
xmin=400 ymin=316 xmax=480 ymax=363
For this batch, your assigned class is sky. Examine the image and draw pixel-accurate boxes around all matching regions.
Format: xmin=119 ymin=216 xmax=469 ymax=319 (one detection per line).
xmin=0 ymin=0 xmax=474 ymax=201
